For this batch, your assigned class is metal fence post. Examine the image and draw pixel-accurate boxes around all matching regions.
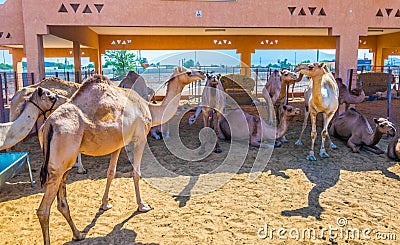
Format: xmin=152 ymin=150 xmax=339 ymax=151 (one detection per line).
xmin=14 ymin=71 xmax=19 ymax=92
xmin=30 ymin=72 xmax=34 ymax=85
xmin=0 ymin=74 xmax=5 ymax=123
xmin=387 ymin=68 xmax=392 ymax=121
xmin=3 ymin=72 xmax=8 ymax=104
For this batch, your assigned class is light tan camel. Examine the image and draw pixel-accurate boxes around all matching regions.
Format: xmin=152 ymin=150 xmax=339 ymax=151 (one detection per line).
xmin=294 ymin=62 xmax=339 ymax=161
xmin=199 ymin=73 xmax=225 ymax=153
xmin=36 ymin=67 xmax=205 ymax=244
xmin=9 ymin=77 xmax=87 ymax=174
xmin=220 ymin=104 xmax=300 ymax=148
xmin=329 ymin=108 xmax=396 ymax=154
xmin=0 ymin=87 xmax=68 ymax=150
xmin=387 ymin=136 xmax=400 ymax=160
xmin=336 ymin=78 xmax=365 ymax=109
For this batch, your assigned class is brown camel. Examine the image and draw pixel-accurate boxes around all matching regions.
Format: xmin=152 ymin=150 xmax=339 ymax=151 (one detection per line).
xmin=294 ymin=62 xmax=339 ymax=161
xmin=220 ymin=104 xmax=300 ymax=148
xmin=118 ymin=70 xmax=156 ymax=103
xmin=387 ymin=136 xmax=400 ymax=160
xmin=329 ymin=108 xmax=396 ymax=154
xmin=200 ymin=73 xmax=225 ymax=154
xmin=261 ymin=69 xmax=303 ymax=106
xmin=9 ymin=77 xmax=86 ymax=173
xmin=336 ymin=77 xmax=365 ymax=109
xmin=0 ymin=87 xmax=68 ymax=150
xmin=36 ymin=67 xmax=205 ymax=244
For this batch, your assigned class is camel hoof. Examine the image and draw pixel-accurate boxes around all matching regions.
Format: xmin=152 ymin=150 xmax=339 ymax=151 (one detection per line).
xmin=330 ymin=143 xmax=338 ymax=150
xmin=214 ymin=148 xmax=222 ymax=153
xmin=281 ymin=136 xmax=288 ymax=143
xmin=100 ymin=203 xmax=113 ymax=211
xmin=274 ymin=141 xmax=282 ymax=148
xmin=319 ymin=152 xmax=330 ymax=158
xmin=154 ymin=135 xmax=161 ymax=140
xmin=138 ymin=203 xmax=153 ymax=213
xmin=77 ymin=168 xmax=87 ymax=174
xmin=294 ymin=140 xmax=302 ymax=146
xmin=307 ymin=155 xmax=317 ymax=161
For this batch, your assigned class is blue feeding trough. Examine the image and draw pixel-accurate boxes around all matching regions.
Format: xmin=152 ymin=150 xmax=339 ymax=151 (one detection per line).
xmin=0 ymin=152 xmax=34 ymax=188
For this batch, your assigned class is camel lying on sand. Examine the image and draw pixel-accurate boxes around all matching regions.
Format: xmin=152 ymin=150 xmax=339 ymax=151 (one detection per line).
xmin=8 ymin=78 xmax=87 ymax=174
xmin=329 ymin=108 xmax=396 ymax=154
xmin=336 ymin=78 xmax=365 ymax=109
xmin=387 ymin=136 xmax=400 ymax=160
xmin=200 ymin=73 xmax=225 ymax=153
xmin=0 ymin=87 xmax=68 ymax=150
xmin=220 ymin=104 xmax=300 ymax=148
xmin=294 ymin=62 xmax=339 ymax=161
xmin=36 ymin=67 xmax=205 ymax=244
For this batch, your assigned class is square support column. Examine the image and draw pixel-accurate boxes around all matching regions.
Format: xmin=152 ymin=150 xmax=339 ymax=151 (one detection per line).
xmin=25 ymin=34 xmax=45 ymax=84
xmin=73 ymin=41 xmax=81 ymax=83
xmin=335 ymin=34 xmax=359 ymax=89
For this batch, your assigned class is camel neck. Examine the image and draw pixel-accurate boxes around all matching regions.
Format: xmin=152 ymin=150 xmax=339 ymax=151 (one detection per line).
xmin=0 ymin=102 xmax=40 ymax=150
xmin=276 ymin=114 xmax=288 ymax=139
xmin=368 ymin=126 xmax=384 ymax=146
xmin=311 ymin=74 xmax=325 ymax=106
xmin=149 ymin=79 xmax=183 ymax=127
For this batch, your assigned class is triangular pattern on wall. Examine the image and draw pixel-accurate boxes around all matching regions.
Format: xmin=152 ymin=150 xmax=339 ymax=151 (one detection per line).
xmin=288 ymin=7 xmax=296 ymax=15
xmin=94 ymin=4 xmax=104 ymax=13
xmin=308 ymin=7 xmax=316 ymax=15
xmin=58 ymin=4 xmax=68 ymax=13
xmin=318 ymin=8 xmax=326 ymax=16
xmin=386 ymin=8 xmax=393 ymax=16
xmin=298 ymin=7 xmax=306 ymax=16
xmin=395 ymin=9 xmax=400 ymax=17
xmin=0 ymin=32 xmax=3 ymax=38
xmin=70 ymin=4 xmax=80 ymax=13
xmin=6 ymin=33 xmax=11 ymax=38
xmin=376 ymin=9 xmax=383 ymax=17
xmin=83 ymin=5 xmax=92 ymax=13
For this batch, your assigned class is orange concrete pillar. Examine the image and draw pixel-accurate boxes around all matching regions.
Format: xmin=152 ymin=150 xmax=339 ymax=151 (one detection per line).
xmin=97 ymin=50 xmax=103 ymax=75
xmin=237 ymin=49 xmax=254 ymax=76
xmin=11 ymin=48 xmax=24 ymax=73
xmin=25 ymin=34 xmax=45 ymax=84
xmin=335 ymin=34 xmax=359 ymax=89
xmin=73 ymin=41 xmax=81 ymax=83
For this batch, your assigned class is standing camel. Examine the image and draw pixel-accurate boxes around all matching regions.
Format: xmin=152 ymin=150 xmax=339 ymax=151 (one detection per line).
xmin=294 ymin=62 xmax=339 ymax=161
xmin=336 ymin=77 xmax=365 ymax=109
xmin=199 ymin=73 xmax=225 ymax=153
xmin=37 ymin=67 xmax=205 ymax=244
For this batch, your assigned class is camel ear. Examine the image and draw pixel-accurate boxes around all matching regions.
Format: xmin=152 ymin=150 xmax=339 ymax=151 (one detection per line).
xmin=206 ymin=73 xmax=211 ymax=79
xmin=373 ymin=118 xmax=379 ymax=124
xmin=217 ymin=74 xmax=221 ymax=79
xmin=318 ymin=62 xmax=326 ymax=68
xmin=282 ymin=105 xmax=287 ymax=110
xmin=280 ymin=70 xmax=284 ymax=75
xmin=37 ymin=87 xmax=43 ymax=97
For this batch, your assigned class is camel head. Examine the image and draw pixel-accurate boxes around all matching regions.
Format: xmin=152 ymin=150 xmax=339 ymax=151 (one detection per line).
xmin=167 ymin=66 xmax=206 ymax=86
xmin=294 ymin=62 xmax=329 ymax=77
xmin=373 ymin=118 xmax=396 ymax=137
xmin=280 ymin=69 xmax=299 ymax=84
xmin=279 ymin=104 xmax=300 ymax=118
xmin=206 ymin=73 xmax=222 ymax=88
xmin=28 ymin=87 xmax=68 ymax=112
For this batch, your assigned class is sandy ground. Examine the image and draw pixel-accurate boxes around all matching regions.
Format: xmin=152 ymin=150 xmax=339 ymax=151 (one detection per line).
xmin=0 ymin=99 xmax=399 ymax=245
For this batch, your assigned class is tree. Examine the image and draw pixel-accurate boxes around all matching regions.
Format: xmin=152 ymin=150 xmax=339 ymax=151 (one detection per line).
xmin=183 ymin=59 xmax=195 ymax=68
xmin=104 ymin=50 xmax=136 ymax=76
xmin=301 ymin=59 xmax=311 ymax=63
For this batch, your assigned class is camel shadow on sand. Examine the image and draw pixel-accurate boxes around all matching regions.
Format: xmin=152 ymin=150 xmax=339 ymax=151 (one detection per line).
xmin=64 ymin=210 xmax=158 ymax=245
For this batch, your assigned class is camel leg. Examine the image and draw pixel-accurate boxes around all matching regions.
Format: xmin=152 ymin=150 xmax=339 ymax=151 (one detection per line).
xmin=74 ymin=153 xmax=87 ymax=174
xmin=295 ymin=109 xmax=309 ymax=146
xmin=100 ymin=148 xmax=122 ymax=211
xmin=213 ymin=114 xmax=222 ymax=153
xmin=57 ymin=170 xmax=84 ymax=241
xmin=131 ymin=138 xmax=152 ymax=212
xmin=199 ymin=111 xmax=209 ymax=155
xmin=319 ymin=113 xmax=335 ymax=158
xmin=363 ymin=145 xmax=385 ymax=155
xmin=216 ymin=112 xmax=225 ymax=140
xmin=291 ymin=84 xmax=295 ymax=101
xmin=307 ymin=113 xmax=317 ymax=161
xmin=347 ymin=139 xmax=361 ymax=153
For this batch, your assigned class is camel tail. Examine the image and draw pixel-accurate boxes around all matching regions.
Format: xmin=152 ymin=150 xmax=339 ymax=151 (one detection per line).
xmin=40 ymin=124 xmax=53 ymax=187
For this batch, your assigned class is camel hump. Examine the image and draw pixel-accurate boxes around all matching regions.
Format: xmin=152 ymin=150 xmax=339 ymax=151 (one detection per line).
xmin=71 ymin=75 xmax=114 ymax=100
